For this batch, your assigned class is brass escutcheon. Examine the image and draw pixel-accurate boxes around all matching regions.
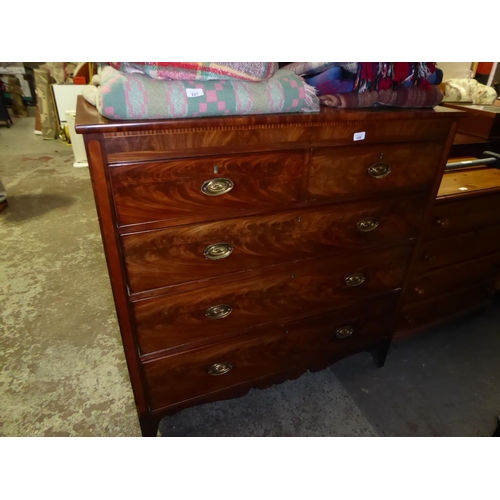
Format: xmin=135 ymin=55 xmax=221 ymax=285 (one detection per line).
xmin=204 ymin=243 xmax=233 ymax=260
xmin=208 ymin=362 xmax=233 ymax=376
xmin=368 ymin=162 xmax=392 ymax=179
xmin=345 ymin=273 xmax=366 ymax=287
xmin=201 ymin=178 xmax=234 ymax=196
xmin=357 ymin=217 xmax=380 ymax=232
xmin=205 ymin=304 xmax=232 ymax=320
xmin=335 ymin=326 xmax=355 ymax=339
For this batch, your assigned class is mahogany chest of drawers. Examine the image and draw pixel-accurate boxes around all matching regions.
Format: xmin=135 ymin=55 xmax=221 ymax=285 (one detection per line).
xmin=397 ymin=163 xmax=500 ymax=335
xmin=75 ymin=97 xmax=461 ymax=436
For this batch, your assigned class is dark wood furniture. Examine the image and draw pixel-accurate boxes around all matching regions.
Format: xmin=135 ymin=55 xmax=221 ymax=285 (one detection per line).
xmin=75 ymin=96 xmax=461 ymax=436
xmin=396 ymin=162 xmax=500 ymax=336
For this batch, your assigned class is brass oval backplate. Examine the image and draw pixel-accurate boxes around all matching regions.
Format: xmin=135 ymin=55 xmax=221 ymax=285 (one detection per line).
xmin=204 ymin=243 xmax=233 ymax=260
xmin=345 ymin=273 xmax=366 ymax=287
xmin=208 ymin=362 xmax=233 ymax=376
xmin=201 ymin=178 xmax=234 ymax=196
xmin=205 ymin=304 xmax=233 ymax=320
xmin=335 ymin=325 xmax=355 ymax=339
xmin=356 ymin=217 xmax=380 ymax=232
xmin=368 ymin=162 xmax=392 ymax=179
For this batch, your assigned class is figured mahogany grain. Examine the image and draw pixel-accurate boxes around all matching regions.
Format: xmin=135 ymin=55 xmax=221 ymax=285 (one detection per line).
xmin=308 ymin=141 xmax=444 ymax=201
xmin=133 ymin=246 xmax=412 ymax=354
xmin=122 ymin=193 xmax=425 ymax=293
xmin=109 ymin=151 xmax=306 ymax=226
xmin=143 ymin=294 xmax=399 ymax=410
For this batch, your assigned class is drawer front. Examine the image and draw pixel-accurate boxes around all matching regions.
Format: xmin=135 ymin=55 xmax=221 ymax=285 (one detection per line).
xmin=397 ymin=281 xmax=495 ymax=333
xmin=123 ymin=193 xmax=425 ymax=293
xmin=405 ymin=252 xmax=500 ymax=305
xmin=424 ymin=192 xmax=500 ymax=241
xmin=133 ymin=246 xmax=412 ymax=354
xmin=109 ymin=151 xmax=306 ymax=226
xmin=143 ymin=295 xmax=399 ymax=411
xmin=308 ymin=142 xmax=444 ymax=201
xmin=415 ymin=225 xmax=500 ymax=275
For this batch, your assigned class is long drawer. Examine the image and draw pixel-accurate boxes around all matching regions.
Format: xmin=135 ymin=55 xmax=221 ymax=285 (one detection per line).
xmin=397 ymin=281 xmax=495 ymax=333
xmin=308 ymin=141 xmax=444 ymax=201
xmin=405 ymin=252 xmax=500 ymax=305
xmin=109 ymin=151 xmax=306 ymax=226
xmin=414 ymin=224 xmax=500 ymax=275
xmin=423 ymin=191 xmax=500 ymax=241
xmin=133 ymin=245 xmax=412 ymax=354
xmin=122 ymin=193 xmax=425 ymax=293
xmin=143 ymin=294 xmax=399 ymax=411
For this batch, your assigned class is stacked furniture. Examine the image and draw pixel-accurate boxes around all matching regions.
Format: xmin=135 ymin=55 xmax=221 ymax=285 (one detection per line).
xmin=397 ymin=160 xmax=500 ymax=335
xmin=76 ymin=97 xmax=461 ymax=436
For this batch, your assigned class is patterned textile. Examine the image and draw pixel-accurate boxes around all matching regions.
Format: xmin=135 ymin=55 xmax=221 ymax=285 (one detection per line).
xmin=34 ymin=69 xmax=58 ymax=139
xmin=84 ymin=65 xmax=319 ymax=120
xmin=304 ymin=67 xmax=355 ymax=95
xmin=108 ymin=62 xmax=278 ymax=82
xmin=283 ymin=62 xmax=358 ymax=76
xmin=319 ymin=86 xmax=443 ymax=109
xmin=442 ymin=78 xmax=497 ymax=105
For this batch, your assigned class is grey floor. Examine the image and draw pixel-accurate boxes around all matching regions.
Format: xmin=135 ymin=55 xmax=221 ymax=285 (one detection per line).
xmin=1 ymin=114 xmax=499 ymax=437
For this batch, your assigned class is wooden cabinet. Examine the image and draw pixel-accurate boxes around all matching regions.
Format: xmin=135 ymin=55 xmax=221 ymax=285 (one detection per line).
xmin=76 ymin=97 xmax=461 ymax=436
xmin=397 ymin=165 xmax=500 ymax=335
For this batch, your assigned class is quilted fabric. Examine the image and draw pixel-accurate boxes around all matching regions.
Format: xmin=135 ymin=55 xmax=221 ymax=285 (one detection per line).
xmin=108 ymin=62 xmax=278 ymax=82
xmin=84 ymin=65 xmax=319 ymax=120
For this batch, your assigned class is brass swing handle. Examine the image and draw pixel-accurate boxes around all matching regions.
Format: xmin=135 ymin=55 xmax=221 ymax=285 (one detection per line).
xmin=201 ymin=178 xmax=234 ymax=196
xmin=334 ymin=325 xmax=355 ymax=339
xmin=345 ymin=273 xmax=366 ymax=287
xmin=368 ymin=162 xmax=392 ymax=179
xmin=204 ymin=243 xmax=233 ymax=260
xmin=208 ymin=362 xmax=233 ymax=376
xmin=357 ymin=217 xmax=380 ymax=232
xmin=205 ymin=304 xmax=233 ymax=320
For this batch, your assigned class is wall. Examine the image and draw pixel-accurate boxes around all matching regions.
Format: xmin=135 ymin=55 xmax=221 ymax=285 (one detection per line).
xmin=436 ymin=62 xmax=473 ymax=80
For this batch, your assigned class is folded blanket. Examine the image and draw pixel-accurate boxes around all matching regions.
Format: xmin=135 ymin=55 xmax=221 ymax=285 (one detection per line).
xmin=283 ymin=62 xmax=358 ymax=77
xmin=108 ymin=62 xmax=278 ymax=82
xmin=319 ymin=86 xmax=443 ymax=109
xmin=83 ymin=65 xmax=319 ymax=120
xmin=442 ymin=78 xmax=497 ymax=105
xmin=304 ymin=67 xmax=355 ymax=95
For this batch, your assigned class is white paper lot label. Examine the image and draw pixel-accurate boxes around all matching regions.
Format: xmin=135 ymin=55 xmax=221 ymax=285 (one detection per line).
xmin=353 ymin=131 xmax=366 ymax=141
xmin=186 ymin=88 xmax=204 ymax=98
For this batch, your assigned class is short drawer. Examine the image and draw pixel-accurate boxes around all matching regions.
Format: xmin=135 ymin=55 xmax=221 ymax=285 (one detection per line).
xmin=133 ymin=245 xmax=412 ymax=354
xmin=122 ymin=193 xmax=425 ymax=293
xmin=143 ymin=295 xmax=399 ymax=411
xmin=405 ymin=252 xmax=500 ymax=305
xmin=415 ymin=225 xmax=500 ymax=275
xmin=308 ymin=141 xmax=444 ymax=201
xmin=424 ymin=191 xmax=500 ymax=241
xmin=109 ymin=151 xmax=306 ymax=226
xmin=397 ymin=281 xmax=495 ymax=333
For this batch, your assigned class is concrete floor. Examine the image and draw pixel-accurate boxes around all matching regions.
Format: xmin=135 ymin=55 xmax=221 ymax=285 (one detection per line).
xmin=1 ymin=114 xmax=499 ymax=437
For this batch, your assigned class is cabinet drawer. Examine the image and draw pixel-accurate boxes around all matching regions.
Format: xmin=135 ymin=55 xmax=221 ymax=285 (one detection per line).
xmin=308 ymin=142 xmax=443 ymax=201
xmin=405 ymin=252 xmax=500 ymax=305
xmin=424 ymin=192 xmax=500 ymax=241
xmin=415 ymin=225 xmax=500 ymax=275
xmin=397 ymin=281 xmax=495 ymax=333
xmin=109 ymin=151 xmax=306 ymax=226
xmin=122 ymin=193 xmax=425 ymax=293
xmin=133 ymin=246 xmax=412 ymax=354
xmin=143 ymin=295 xmax=399 ymax=411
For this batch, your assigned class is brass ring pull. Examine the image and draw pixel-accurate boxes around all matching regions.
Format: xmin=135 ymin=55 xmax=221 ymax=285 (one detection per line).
xmin=204 ymin=243 xmax=233 ymax=260
xmin=335 ymin=326 xmax=354 ymax=339
xmin=205 ymin=304 xmax=232 ymax=320
xmin=208 ymin=362 xmax=233 ymax=376
xmin=345 ymin=273 xmax=366 ymax=287
xmin=357 ymin=217 xmax=380 ymax=232
xmin=201 ymin=178 xmax=234 ymax=196
xmin=368 ymin=162 xmax=392 ymax=179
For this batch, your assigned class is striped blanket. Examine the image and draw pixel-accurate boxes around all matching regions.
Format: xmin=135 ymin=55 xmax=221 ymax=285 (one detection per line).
xmin=83 ymin=65 xmax=319 ymax=120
